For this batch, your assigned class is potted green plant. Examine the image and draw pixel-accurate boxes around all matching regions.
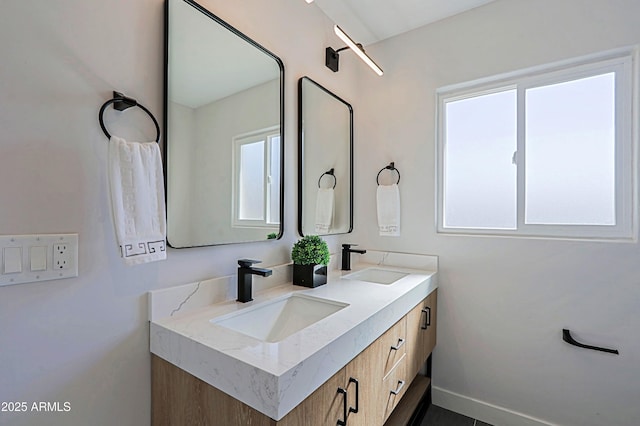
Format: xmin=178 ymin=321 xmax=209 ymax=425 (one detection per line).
xmin=291 ymin=235 xmax=330 ymax=288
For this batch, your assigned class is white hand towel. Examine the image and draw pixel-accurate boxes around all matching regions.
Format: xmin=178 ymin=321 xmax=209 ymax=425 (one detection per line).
xmin=377 ymin=184 xmax=400 ymax=236
xmin=109 ymin=136 xmax=167 ymax=265
xmin=314 ymin=188 xmax=335 ymax=234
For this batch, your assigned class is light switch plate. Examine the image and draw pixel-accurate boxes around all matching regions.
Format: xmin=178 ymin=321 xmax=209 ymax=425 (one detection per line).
xmin=3 ymin=247 xmax=22 ymax=274
xmin=30 ymin=246 xmax=47 ymax=271
xmin=0 ymin=234 xmax=78 ymax=287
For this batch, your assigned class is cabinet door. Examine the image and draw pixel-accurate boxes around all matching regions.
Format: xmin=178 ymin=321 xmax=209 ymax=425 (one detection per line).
xmin=278 ymin=367 xmax=347 ymax=426
xmin=343 ymin=338 xmax=384 ymax=426
xmin=407 ymin=289 xmax=437 ymax=380
xmin=423 ymin=289 xmax=437 ymax=359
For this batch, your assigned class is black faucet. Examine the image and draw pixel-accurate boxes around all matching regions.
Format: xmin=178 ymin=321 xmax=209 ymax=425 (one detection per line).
xmin=237 ymin=259 xmax=272 ymax=303
xmin=341 ymin=244 xmax=366 ymax=271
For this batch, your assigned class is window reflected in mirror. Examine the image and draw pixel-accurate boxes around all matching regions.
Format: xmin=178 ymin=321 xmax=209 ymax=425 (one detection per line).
xmin=233 ymin=127 xmax=281 ymax=228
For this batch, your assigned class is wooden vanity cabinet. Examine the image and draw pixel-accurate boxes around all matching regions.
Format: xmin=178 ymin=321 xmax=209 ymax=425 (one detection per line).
xmin=152 ymin=290 xmax=438 ymax=426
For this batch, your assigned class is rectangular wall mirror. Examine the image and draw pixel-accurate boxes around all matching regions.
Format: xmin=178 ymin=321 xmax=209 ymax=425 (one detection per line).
xmin=298 ymin=77 xmax=353 ymax=236
xmin=164 ymin=0 xmax=284 ymax=247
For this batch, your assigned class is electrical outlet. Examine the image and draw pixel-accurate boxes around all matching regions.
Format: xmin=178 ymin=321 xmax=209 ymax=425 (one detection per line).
xmin=53 ymin=243 xmax=71 ymax=270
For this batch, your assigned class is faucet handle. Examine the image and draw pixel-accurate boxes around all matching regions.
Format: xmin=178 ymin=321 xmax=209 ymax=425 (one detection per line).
xmin=342 ymin=244 xmax=358 ymax=249
xmin=238 ymin=259 xmax=262 ymax=268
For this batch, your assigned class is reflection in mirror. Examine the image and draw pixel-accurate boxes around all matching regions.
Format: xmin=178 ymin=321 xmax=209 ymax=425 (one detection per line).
xmin=164 ymin=0 xmax=284 ymax=247
xmin=298 ymin=77 xmax=353 ymax=236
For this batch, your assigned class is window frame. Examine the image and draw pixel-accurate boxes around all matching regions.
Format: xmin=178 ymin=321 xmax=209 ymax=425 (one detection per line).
xmin=436 ymin=48 xmax=636 ymax=240
xmin=232 ymin=125 xmax=281 ymax=229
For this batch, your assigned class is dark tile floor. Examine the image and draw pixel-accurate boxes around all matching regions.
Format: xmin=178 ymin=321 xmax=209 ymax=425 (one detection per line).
xmin=421 ymin=405 xmax=493 ymax=426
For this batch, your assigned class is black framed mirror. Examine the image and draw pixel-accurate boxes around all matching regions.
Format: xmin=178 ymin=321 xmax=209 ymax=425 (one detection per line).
xmin=298 ymin=77 xmax=353 ymax=236
xmin=164 ymin=0 xmax=284 ymax=247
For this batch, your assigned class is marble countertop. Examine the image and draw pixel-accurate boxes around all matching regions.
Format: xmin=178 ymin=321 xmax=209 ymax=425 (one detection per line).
xmin=149 ymin=251 xmax=438 ymax=420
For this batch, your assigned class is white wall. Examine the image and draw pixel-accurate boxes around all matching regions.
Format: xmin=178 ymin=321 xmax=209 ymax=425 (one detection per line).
xmin=354 ymin=1 xmax=640 ymax=425
xmin=0 ymin=1 xmax=359 ymax=425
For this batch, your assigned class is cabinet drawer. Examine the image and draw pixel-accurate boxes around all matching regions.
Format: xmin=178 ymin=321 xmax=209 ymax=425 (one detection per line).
xmin=379 ymin=316 xmax=407 ymax=378
xmin=381 ymin=353 xmax=408 ymax=422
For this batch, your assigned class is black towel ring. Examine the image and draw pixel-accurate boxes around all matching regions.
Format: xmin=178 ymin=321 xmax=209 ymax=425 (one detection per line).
xmin=98 ymin=91 xmax=161 ymax=142
xmin=376 ymin=162 xmax=400 ymax=185
xmin=318 ymin=168 xmax=337 ymax=189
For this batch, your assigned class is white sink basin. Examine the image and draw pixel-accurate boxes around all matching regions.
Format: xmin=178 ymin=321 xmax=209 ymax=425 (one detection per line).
xmin=342 ymin=268 xmax=409 ymax=285
xmin=211 ymin=294 xmax=349 ymax=343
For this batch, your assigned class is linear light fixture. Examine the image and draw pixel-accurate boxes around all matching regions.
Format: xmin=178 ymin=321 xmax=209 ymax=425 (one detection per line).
xmin=326 ymin=25 xmax=383 ymax=76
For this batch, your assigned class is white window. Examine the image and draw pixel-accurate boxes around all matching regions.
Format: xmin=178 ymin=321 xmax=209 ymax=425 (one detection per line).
xmin=437 ymin=49 xmax=635 ymax=239
xmin=233 ymin=126 xmax=281 ymax=228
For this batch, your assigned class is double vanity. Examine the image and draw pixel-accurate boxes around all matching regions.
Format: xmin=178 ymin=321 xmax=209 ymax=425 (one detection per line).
xmin=158 ymin=1 xmax=438 ymax=424
xmin=149 ymin=251 xmax=438 ymax=425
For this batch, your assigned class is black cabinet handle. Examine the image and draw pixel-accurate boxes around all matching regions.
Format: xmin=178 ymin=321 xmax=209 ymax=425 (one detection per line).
xmin=390 ymin=380 xmax=406 ymax=395
xmin=421 ymin=307 xmax=431 ymax=330
xmin=391 ymin=338 xmax=405 ymax=351
xmin=562 ymin=329 xmax=619 ymax=355
xmin=348 ymin=377 xmax=359 ymax=414
xmin=337 ymin=387 xmax=348 ymax=426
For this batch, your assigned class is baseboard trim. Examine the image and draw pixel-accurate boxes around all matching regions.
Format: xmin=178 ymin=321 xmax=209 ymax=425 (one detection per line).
xmin=432 ymin=386 xmax=558 ymax=426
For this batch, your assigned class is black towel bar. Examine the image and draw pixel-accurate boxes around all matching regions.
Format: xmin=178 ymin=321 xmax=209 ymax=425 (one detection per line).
xmin=98 ymin=91 xmax=161 ymax=142
xmin=562 ymin=329 xmax=619 ymax=355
